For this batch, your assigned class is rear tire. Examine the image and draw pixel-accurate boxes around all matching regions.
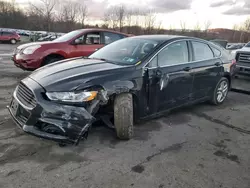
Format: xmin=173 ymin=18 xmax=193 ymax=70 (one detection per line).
xmin=210 ymin=77 xmax=229 ymax=105
xmin=43 ymin=57 xmax=64 ymax=66
xmin=10 ymin=39 xmax=17 ymax=44
xmin=114 ymin=93 xmax=134 ymax=140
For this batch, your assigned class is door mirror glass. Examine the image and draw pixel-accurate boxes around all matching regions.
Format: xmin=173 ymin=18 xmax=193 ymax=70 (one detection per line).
xmin=74 ymin=38 xmax=81 ymax=44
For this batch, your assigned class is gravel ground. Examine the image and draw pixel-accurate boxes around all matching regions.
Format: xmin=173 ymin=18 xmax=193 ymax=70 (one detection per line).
xmin=0 ymin=44 xmax=249 ymax=188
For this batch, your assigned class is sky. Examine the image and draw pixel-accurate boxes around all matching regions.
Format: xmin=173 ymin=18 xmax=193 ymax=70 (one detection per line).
xmin=8 ymin=0 xmax=250 ymax=29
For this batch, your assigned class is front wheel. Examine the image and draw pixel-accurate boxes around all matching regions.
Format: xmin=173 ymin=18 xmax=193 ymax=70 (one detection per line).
xmin=10 ymin=39 xmax=17 ymax=44
xmin=43 ymin=57 xmax=64 ymax=66
xmin=114 ymin=93 xmax=134 ymax=140
xmin=210 ymin=77 xmax=229 ymax=105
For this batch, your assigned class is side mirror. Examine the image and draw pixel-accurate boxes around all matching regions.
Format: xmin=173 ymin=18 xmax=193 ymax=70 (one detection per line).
xmin=74 ymin=39 xmax=81 ymax=45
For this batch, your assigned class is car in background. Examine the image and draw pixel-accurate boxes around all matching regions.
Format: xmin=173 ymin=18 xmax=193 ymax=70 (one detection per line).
xmin=226 ymin=43 xmax=245 ymax=50
xmin=233 ymin=41 xmax=250 ymax=75
xmin=8 ymin=35 xmax=236 ymax=145
xmin=12 ymin=28 xmax=130 ymax=70
xmin=0 ymin=31 xmax=21 ymax=44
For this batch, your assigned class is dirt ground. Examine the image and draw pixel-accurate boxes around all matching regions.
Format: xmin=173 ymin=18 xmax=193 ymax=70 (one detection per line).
xmin=0 ymin=44 xmax=249 ymax=188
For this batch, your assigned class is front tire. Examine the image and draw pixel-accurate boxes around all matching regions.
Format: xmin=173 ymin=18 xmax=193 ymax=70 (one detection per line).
xmin=211 ymin=77 xmax=229 ymax=105
xmin=114 ymin=93 xmax=134 ymax=140
xmin=43 ymin=57 xmax=64 ymax=66
xmin=10 ymin=39 xmax=17 ymax=44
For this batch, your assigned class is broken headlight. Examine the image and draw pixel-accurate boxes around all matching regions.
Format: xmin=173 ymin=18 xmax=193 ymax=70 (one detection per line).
xmin=46 ymin=91 xmax=97 ymax=102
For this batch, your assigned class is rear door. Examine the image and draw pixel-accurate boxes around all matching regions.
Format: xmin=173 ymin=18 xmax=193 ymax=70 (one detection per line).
xmin=147 ymin=40 xmax=194 ymax=114
xmin=69 ymin=32 xmax=104 ymax=58
xmin=190 ymin=40 xmax=223 ymax=100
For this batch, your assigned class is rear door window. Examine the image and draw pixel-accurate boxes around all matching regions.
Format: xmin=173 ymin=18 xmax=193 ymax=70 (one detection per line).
xmin=158 ymin=41 xmax=189 ymax=67
xmin=192 ymin=41 xmax=214 ymax=61
xmin=2 ymin=32 xmax=12 ymax=36
xmin=103 ymin=32 xmax=125 ymax=45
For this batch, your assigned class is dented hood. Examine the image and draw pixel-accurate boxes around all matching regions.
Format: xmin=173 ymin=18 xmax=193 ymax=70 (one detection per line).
xmin=29 ymin=57 xmax=133 ymax=92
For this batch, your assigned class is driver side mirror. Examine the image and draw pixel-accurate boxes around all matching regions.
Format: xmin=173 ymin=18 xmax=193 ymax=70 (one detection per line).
xmin=74 ymin=39 xmax=81 ymax=45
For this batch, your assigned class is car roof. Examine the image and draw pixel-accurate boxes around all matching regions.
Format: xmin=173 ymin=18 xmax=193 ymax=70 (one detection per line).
xmin=72 ymin=28 xmax=131 ymax=36
xmin=128 ymin=35 xmax=209 ymax=43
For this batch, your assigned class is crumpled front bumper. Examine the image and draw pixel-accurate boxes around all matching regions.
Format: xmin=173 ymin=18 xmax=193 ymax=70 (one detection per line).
xmin=7 ymin=77 xmax=96 ymax=145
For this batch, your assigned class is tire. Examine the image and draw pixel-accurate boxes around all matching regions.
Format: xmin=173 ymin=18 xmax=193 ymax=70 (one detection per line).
xmin=210 ymin=77 xmax=229 ymax=105
xmin=10 ymin=39 xmax=17 ymax=44
xmin=43 ymin=57 xmax=64 ymax=66
xmin=114 ymin=93 xmax=134 ymax=140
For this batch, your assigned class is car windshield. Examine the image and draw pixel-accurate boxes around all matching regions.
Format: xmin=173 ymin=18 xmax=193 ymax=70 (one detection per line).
xmin=53 ymin=30 xmax=82 ymax=42
xmin=245 ymin=42 xmax=250 ymax=47
xmin=89 ymin=38 xmax=160 ymax=65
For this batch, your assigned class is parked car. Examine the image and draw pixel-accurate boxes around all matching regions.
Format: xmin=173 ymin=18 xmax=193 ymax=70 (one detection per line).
xmin=226 ymin=43 xmax=245 ymax=50
xmin=0 ymin=31 xmax=20 ymax=44
xmin=12 ymin=29 xmax=130 ymax=70
xmin=7 ymin=35 xmax=236 ymax=145
xmin=233 ymin=41 xmax=250 ymax=75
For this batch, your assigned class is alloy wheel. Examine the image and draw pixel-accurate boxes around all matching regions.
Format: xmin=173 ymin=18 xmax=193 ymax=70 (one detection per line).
xmin=216 ymin=80 xmax=228 ymax=103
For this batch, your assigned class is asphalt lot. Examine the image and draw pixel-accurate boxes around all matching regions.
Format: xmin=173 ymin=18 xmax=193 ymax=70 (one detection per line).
xmin=0 ymin=44 xmax=250 ymax=188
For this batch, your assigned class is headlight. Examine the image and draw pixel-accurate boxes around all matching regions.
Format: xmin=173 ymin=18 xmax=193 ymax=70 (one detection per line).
xmin=46 ymin=91 xmax=98 ymax=102
xmin=22 ymin=45 xmax=41 ymax=55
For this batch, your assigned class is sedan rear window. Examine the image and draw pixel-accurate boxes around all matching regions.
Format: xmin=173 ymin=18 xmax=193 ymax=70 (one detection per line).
xmin=192 ymin=41 xmax=214 ymax=61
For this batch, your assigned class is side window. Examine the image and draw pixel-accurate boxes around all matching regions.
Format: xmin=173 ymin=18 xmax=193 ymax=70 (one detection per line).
xmin=2 ymin=32 xmax=11 ymax=36
xmin=104 ymin=32 xmax=124 ymax=45
xmin=192 ymin=41 xmax=214 ymax=61
xmin=158 ymin=41 xmax=189 ymax=67
xmin=85 ymin=32 xmax=101 ymax=44
xmin=148 ymin=56 xmax=158 ymax=68
xmin=211 ymin=46 xmax=221 ymax=57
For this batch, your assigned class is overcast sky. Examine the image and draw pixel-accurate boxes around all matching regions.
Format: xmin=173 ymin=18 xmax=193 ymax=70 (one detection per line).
xmin=10 ymin=0 xmax=250 ymax=29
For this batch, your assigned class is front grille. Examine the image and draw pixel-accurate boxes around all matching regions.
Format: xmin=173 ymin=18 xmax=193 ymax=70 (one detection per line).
xmin=16 ymin=82 xmax=37 ymax=109
xmin=238 ymin=53 xmax=250 ymax=64
xmin=16 ymin=113 xmax=28 ymax=125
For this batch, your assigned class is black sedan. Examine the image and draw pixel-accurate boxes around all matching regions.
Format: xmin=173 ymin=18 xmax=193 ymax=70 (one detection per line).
xmin=7 ymin=35 xmax=236 ymax=145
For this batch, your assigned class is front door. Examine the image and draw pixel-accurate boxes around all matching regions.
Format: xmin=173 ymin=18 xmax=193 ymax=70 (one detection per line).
xmin=147 ymin=40 xmax=194 ymax=114
xmin=69 ymin=32 xmax=104 ymax=58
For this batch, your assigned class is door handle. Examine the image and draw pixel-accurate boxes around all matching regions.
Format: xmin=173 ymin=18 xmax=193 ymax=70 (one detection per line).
xmin=215 ymin=62 xmax=222 ymax=66
xmin=183 ymin=67 xmax=191 ymax=72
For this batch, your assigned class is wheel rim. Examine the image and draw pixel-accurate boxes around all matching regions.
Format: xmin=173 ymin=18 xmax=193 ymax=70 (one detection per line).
xmin=216 ymin=80 xmax=228 ymax=103
xmin=11 ymin=39 xmax=16 ymax=44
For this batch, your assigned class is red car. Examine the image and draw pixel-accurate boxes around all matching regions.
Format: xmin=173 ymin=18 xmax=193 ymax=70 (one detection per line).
xmin=0 ymin=31 xmax=20 ymax=44
xmin=12 ymin=29 xmax=130 ymax=70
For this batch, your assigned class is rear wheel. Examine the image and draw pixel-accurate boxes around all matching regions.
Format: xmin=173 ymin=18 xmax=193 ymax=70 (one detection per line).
xmin=43 ymin=56 xmax=64 ymax=66
xmin=210 ymin=77 xmax=229 ymax=105
xmin=10 ymin=39 xmax=17 ymax=44
xmin=114 ymin=93 xmax=134 ymax=140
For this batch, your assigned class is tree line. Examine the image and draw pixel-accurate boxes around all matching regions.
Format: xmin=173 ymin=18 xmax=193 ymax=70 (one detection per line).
xmin=0 ymin=0 xmax=250 ymax=42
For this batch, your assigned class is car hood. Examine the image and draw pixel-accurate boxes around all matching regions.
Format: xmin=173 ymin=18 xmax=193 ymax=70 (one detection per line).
xmin=29 ymin=58 xmax=134 ymax=92
xmin=17 ymin=41 xmax=58 ymax=50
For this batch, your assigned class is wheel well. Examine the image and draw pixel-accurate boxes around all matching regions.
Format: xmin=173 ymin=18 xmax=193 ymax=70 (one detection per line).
xmin=42 ymin=54 xmax=65 ymax=66
xmin=224 ymin=74 xmax=231 ymax=87
xmin=96 ymin=92 xmax=139 ymax=120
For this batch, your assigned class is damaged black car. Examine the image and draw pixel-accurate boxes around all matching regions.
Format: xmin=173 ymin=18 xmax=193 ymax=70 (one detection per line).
xmin=7 ymin=35 xmax=236 ymax=145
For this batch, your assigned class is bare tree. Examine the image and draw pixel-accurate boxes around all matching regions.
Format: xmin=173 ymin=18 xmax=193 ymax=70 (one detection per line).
xmin=29 ymin=0 xmax=57 ymax=31
xmin=204 ymin=20 xmax=212 ymax=31
xmin=116 ymin=5 xmax=126 ymax=32
xmin=180 ymin=20 xmax=186 ymax=32
xmin=79 ymin=4 xmax=88 ymax=28
xmin=143 ymin=9 xmax=156 ymax=34
xmin=104 ymin=6 xmax=118 ymax=30
xmin=194 ymin=22 xmax=201 ymax=31
xmin=243 ymin=18 xmax=250 ymax=31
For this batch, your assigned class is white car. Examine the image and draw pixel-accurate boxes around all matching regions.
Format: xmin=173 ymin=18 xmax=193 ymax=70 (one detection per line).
xmin=233 ymin=42 xmax=250 ymax=75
